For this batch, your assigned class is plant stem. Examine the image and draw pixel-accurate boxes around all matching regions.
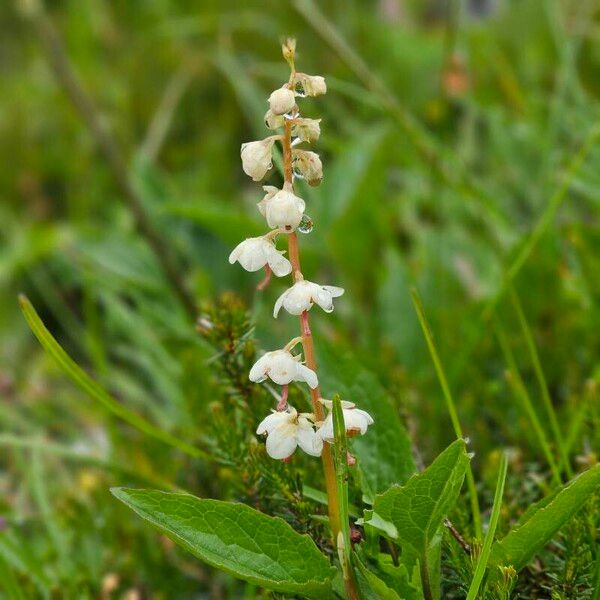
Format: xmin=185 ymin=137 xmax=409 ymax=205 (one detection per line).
xmin=282 ymin=119 xmax=342 ymax=544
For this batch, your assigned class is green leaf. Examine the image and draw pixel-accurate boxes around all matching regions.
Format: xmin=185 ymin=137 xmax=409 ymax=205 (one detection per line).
xmin=373 ymin=440 xmax=469 ymax=554
xmin=317 ymin=343 xmax=416 ymax=502
xmin=111 ymin=488 xmax=335 ymax=597
xmin=466 ymin=452 xmax=508 ymax=600
xmin=489 ymin=464 xmax=600 ymax=572
xmin=354 ymin=553 xmax=402 ymax=600
xmin=18 ymin=295 xmax=204 ymax=459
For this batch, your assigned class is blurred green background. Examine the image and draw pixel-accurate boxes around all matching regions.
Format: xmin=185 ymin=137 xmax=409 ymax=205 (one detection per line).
xmin=1 ymin=0 xmax=599 ymax=597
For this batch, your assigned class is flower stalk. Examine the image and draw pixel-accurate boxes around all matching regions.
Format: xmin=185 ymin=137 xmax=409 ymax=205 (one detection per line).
xmin=229 ymin=40 xmax=372 ymax=597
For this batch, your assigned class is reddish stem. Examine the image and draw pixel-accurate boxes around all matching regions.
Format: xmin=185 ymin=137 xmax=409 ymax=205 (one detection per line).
xmin=277 ymin=385 xmax=289 ymax=411
xmin=256 ymin=264 xmax=272 ymax=291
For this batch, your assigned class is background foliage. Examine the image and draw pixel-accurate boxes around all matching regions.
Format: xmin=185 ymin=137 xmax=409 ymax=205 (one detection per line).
xmin=1 ymin=0 xmax=598 ymax=597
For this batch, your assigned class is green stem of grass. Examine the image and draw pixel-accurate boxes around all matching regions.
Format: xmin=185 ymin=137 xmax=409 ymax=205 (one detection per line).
xmin=466 ymin=452 xmax=508 ymax=600
xmin=411 ymin=288 xmax=483 ymax=540
xmin=19 ymin=295 xmax=206 ymax=460
xmin=509 ymin=286 xmax=572 ymax=478
xmin=494 ymin=320 xmax=562 ymax=485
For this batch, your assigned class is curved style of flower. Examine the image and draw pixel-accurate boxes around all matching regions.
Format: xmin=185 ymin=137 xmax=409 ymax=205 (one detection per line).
xmin=316 ymin=399 xmax=374 ymax=443
xmin=228 ymin=236 xmax=292 ymax=277
xmin=249 ymin=348 xmax=318 ymax=389
xmin=256 ymin=406 xmax=323 ymax=459
xmin=273 ymin=280 xmax=344 ymax=317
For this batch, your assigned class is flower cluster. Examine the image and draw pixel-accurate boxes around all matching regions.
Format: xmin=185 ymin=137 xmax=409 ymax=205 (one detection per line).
xmin=229 ymin=39 xmax=373 ymax=461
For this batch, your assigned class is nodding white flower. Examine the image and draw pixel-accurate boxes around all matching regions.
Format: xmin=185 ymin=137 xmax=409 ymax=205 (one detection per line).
xmin=228 ymin=237 xmax=292 ymax=277
xmin=257 ymin=406 xmax=323 ymax=459
xmin=292 ymin=118 xmax=321 ymax=143
xmin=257 ymin=184 xmax=305 ymax=230
xmin=241 ymin=137 xmax=278 ymax=181
xmin=293 ymin=73 xmax=327 ymax=97
xmin=292 ymin=150 xmax=323 ymax=186
xmin=250 ymin=349 xmax=318 ymax=388
xmin=268 ymin=87 xmax=296 ymax=115
xmin=274 ymin=280 xmax=344 ymax=317
xmin=264 ymin=109 xmax=285 ymax=130
xmin=317 ymin=399 xmax=374 ymax=443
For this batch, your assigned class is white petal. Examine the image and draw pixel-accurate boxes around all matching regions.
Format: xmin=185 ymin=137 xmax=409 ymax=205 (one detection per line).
xmin=228 ymin=241 xmax=244 ymax=264
xmin=296 ymin=363 xmax=318 ymax=389
xmin=323 ymin=286 xmax=345 ymax=298
xmin=273 ymin=290 xmax=288 ymax=318
xmin=256 ymin=411 xmax=288 ymax=435
xmin=312 ymin=287 xmax=335 ymax=313
xmin=354 ymin=408 xmax=374 ymax=426
xmin=268 ymin=351 xmax=297 ymax=385
xmin=343 ymin=408 xmax=372 ymax=435
xmin=265 ymin=423 xmax=298 ymax=459
xmin=296 ymin=422 xmax=323 ymax=456
xmin=249 ymin=354 xmax=270 ymax=382
xmin=268 ymin=87 xmax=296 ymax=115
xmin=317 ymin=414 xmax=334 ymax=442
xmin=266 ymin=249 xmax=292 ymax=277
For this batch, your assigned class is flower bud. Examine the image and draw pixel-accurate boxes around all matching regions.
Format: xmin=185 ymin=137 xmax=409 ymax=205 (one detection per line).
xmin=264 ymin=109 xmax=285 ymax=130
xmin=291 ymin=118 xmax=321 ymax=143
xmin=257 ymin=184 xmax=305 ymax=230
xmin=281 ymin=38 xmax=296 ymax=67
xmin=293 ymin=73 xmax=327 ymax=97
xmin=292 ymin=150 xmax=323 ymax=186
xmin=268 ymin=87 xmax=296 ymax=115
xmin=240 ymin=136 xmax=278 ymax=181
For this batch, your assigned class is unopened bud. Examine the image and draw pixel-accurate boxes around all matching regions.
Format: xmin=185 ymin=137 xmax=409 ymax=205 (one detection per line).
xmin=293 ymin=73 xmax=327 ymax=97
xmin=282 ymin=38 xmax=296 ymax=66
xmin=264 ymin=109 xmax=285 ymax=130
xmin=240 ymin=136 xmax=278 ymax=181
xmin=292 ymin=149 xmax=323 ymax=186
xmin=292 ymin=118 xmax=321 ymax=142
xmin=268 ymin=87 xmax=296 ymax=115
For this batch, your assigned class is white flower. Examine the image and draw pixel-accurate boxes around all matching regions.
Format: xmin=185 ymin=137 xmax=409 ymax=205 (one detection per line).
xmin=293 ymin=73 xmax=327 ymax=97
xmin=256 ymin=406 xmax=322 ymax=459
xmin=292 ymin=150 xmax=323 ymax=186
xmin=268 ymin=87 xmax=296 ymax=115
xmin=257 ymin=184 xmax=305 ymax=230
xmin=317 ymin=399 xmax=374 ymax=443
xmin=292 ymin=118 xmax=321 ymax=142
xmin=240 ymin=137 xmax=278 ymax=181
xmin=274 ymin=280 xmax=344 ymax=317
xmin=249 ymin=349 xmax=318 ymax=388
xmin=264 ymin=109 xmax=285 ymax=130
xmin=228 ymin=237 xmax=292 ymax=277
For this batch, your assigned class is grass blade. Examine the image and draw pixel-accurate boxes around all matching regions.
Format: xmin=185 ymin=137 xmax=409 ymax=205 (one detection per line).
xmin=19 ymin=295 xmax=205 ymax=459
xmin=509 ymin=286 xmax=572 ymax=478
xmin=411 ymin=288 xmax=483 ymax=539
xmin=494 ymin=320 xmax=561 ymax=485
xmin=466 ymin=452 xmax=508 ymax=600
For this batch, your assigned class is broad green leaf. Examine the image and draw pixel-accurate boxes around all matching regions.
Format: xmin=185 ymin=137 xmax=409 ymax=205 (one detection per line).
xmin=489 ymin=464 xmax=600 ymax=572
xmin=19 ymin=296 xmax=203 ymax=459
xmin=112 ymin=488 xmax=335 ymax=597
xmin=317 ymin=343 xmax=416 ymax=502
xmin=373 ymin=439 xmax=469 ymax=555
xmin=354 ymin=553 xmax=402 ymax=600
xmin=376 ymin=554 xmax=423 ymax=600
